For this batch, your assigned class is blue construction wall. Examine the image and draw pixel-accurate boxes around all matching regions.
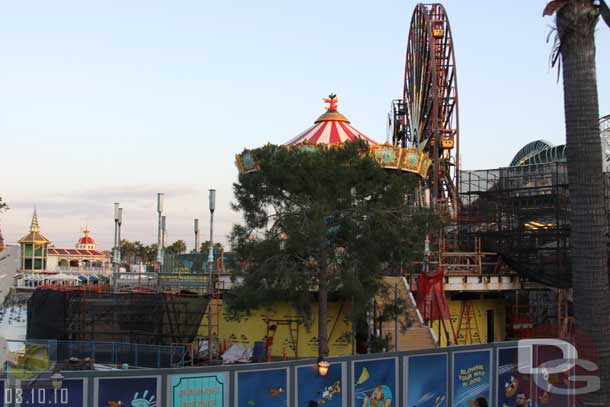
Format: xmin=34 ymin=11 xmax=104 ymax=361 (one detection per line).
xmin=0 ymin=340 xmax=568 ymax=407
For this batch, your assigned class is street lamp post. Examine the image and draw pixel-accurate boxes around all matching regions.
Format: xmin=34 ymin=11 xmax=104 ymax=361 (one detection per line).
xmin=112 ymin=203 xmax=120 ymax=291
xmin=50 ymin=370 xmax=64 ymax=391
xmin=117 ymin=207 xmax=123 ymax=263
xmin=162 ymin=215 xmax=167 ymax=250
xmin=157 ymin=193 xmax=164 ymax=267
xmin=208 ymin=189 xmax=216 ymax=361
xmin=194 ymin=219 xmax=200 ymax=253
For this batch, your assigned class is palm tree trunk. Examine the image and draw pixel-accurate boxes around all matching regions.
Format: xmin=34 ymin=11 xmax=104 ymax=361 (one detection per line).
xmin=558 ymin=1 xmax=610 ymax=404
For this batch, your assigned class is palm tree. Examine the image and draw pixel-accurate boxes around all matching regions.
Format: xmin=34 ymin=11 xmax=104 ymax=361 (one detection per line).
xmin=119 ymin=240 xmax=135 ymax=266
xmin=545 ymin=0 xmax=610 ymax=404
xmin=145 ymin=244 xmax=159 ymax=264
xmin=200 ymin=241 xmax=224 ymax=257
xmin=134 ymin=241 xmax=145 ymax=263
xmin=167 ymin=240 xmax=187 ymax=255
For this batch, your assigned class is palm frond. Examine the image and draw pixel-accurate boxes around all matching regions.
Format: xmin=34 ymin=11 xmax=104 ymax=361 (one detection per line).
xmin=543 ymin=0 xmax=568 ymax=16
xmin=600 ymin=0 xmax=610 ymax=28
xmin=546 ymin=26 xmax=563 ymax=81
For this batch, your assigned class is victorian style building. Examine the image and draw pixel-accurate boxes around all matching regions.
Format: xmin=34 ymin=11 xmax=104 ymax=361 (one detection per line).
xmin=15 ymin=210 xmax=111 ymax=289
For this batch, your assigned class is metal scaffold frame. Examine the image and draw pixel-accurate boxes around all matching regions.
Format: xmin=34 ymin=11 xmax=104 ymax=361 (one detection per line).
xmin=457 ymin=161 xmax=610 ymax=289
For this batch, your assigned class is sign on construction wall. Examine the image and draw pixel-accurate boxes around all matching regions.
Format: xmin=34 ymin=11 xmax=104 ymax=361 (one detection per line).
xmin=295 ymin=362 xmax=345 ymax=407
xmin=235 ymin=368 xmax=288 ymax=407
xmin=96 ymin=376 xmax=160 ymax=407
xmin=170 ymin=372 xmax=227 ymax=407
xmin=352 ymin=357 xmax=398 ymax=407
xmin=452 ymin=349 xmax=492 ymax=407
xmin=405 ymin=353 xmax=448 ymax=407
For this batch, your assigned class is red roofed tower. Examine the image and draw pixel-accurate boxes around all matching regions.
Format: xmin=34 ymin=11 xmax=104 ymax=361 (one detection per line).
xmin=76 ymin=227 xmax=97 ymax=250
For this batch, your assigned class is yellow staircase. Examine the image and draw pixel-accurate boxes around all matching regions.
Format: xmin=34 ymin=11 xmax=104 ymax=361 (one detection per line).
xmin=377 ymin=276 xmax=437 ymax=351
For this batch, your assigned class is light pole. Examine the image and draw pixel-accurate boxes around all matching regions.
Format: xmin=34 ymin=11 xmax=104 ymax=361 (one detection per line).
xmin=208 ymin=189 xmax=216 ymax=361
xmin=112 ymin=203 xmax=120 ymax=290
xmin=162 ymin=215 xmax=167 ymax=251
xmin=117 ymin=207 xmax=123 ymax=264
xmin=194 ymin=219 xmax=200 ymax=253
xmin=157 ymin=193 xmax=164 ymax=267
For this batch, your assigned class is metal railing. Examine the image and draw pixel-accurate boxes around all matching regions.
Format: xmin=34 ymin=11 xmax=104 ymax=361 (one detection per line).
xmin=55 ymin=267 xmax=111 ymax=274
xmin=7 ymin=339 xmax=188 ymax=369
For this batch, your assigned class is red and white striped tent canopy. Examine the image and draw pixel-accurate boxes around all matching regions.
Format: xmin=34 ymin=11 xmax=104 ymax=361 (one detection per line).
xmin=284 ymin=95 xmax=378 ymax=145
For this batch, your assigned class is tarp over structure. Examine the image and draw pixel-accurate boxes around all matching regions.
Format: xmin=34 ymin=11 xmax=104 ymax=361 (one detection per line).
xmin=417 ymin=270 xmax=450 ymax=321
xmin=27 ymin=287 xmax=208 ymax=345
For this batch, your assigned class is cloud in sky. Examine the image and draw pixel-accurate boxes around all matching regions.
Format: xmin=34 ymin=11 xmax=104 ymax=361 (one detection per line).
xmin=59 ymin=185 xmax=196 ymax=204
xmin=1 ymin=184 xmax=239 ymax=251
xmin=9 ymin=185 xmax=194 ymax=211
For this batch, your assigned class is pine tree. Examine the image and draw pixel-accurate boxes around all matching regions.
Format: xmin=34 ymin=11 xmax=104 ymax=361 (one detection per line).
xmin=227 ymin=140 xmax=435 ymax=356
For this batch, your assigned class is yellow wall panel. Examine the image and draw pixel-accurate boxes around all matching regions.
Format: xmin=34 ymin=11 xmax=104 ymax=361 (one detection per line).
xmin=198 ymin=299 xmax=353 ymax=358
xmin=431 ymin=298 xmax=506 ymax=347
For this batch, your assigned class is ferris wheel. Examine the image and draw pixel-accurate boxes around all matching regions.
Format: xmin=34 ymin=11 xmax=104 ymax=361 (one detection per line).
xmin=389 ymin=3 xmax=460 ymax=212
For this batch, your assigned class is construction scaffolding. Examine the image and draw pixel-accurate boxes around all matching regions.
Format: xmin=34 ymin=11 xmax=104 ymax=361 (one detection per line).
xmin=458 ymin=162 xmax=610 ymax=288
xmin=157 ymin=253 xmax=210 ymax=295
xmin=27 ymin=286 xmax=208 ymax=346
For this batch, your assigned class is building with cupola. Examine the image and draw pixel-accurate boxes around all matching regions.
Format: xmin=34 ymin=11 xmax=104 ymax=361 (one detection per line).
xmin=46 ymin=226 xmax=111 ymax=271
xmin=15 ymin=210 xmax=111 ymax=289
xmin=17 ymin=210 xmax=111 ymax=273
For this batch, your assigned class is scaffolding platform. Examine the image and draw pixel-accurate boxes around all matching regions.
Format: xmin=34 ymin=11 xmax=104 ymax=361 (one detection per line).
xmin=26 ymin=286 xmax=208 ymax=346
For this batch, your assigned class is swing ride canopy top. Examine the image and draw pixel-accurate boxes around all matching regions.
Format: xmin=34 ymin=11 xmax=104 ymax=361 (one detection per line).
xmin=235 ymin=94 xmax=432 ymax=178
xmin=283 ymin=95 xmax=378 ymax=146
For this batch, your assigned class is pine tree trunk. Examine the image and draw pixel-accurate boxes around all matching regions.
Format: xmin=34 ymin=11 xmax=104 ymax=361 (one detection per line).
xmin=318 ymin=262 xmax=329 ymax=357
xmin=558 ymin=1 xmax=610 ymax=404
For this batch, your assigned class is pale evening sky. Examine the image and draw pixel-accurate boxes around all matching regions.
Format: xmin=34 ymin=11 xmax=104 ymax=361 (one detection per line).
xmin=1 ymin=1 xmax=608 ymax=251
